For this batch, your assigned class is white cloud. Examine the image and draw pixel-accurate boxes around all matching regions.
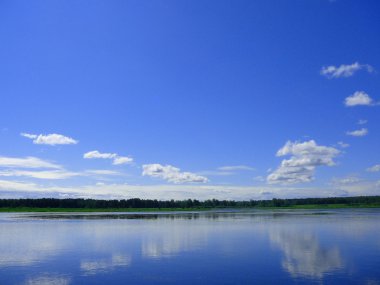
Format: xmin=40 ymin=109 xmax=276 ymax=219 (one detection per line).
xmin=331 ymin=179 xmax=380 ymax=197
xmin=196 ymin=171 xmax=234 ymax=176
xmin=0 ymin=170 xmax=80 ymax=180
xmin=84 ymin=150 xmax=133 ymax=165
xmin=142 ymin=164 xmax=208 ymax=184
xmin=367 ymin=165 xmax=380 ymax=172
xmin=0 ymin=180 xmax=360 ymax=201
xmin=321 ymin=62 xmax=374 ymax=78
xmin=0 ymin=156 xmax=61 ymax=169
xmin=0 ymin=153 xmax=126 ymax=180
xmin=0 ymin=168 xmax=123 ymax=180
xmin=253 ymin=176 xmax=265 ymax=182
xmin=337 ymin=141 xmax=349 ymax=148
xmin=21 ymin=133 xmax=78 ymax=145
xmin=197 ymin=165 xmax=255 ymax=177
xmin=331 ymin=176 xmax=361 ymax=186
xmin=20 ymin=133 xmax=37 ymax=139
xmin=83 ymin=151 xmax=117 ymax=159
xmin=358 ymin=119 xmax=368 ymax=125
xmin=346 ymin=128 xmax=368 ymax=137
xmin=267 ymin=140 xmax=339 ymax=184
xmin=113 ymin=156 xmax=133 ymax=165
xmin=85 ymin=170 xmax=122 ymax=176
xmin=218 ymin=165 xmax=255 ymax=171
xmin=344 ymin=91 xmax=373 ymax=107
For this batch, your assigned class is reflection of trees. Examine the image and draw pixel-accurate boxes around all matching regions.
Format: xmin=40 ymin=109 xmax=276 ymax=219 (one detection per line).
xmin=270 ymin=230 xmax=343 ymax=278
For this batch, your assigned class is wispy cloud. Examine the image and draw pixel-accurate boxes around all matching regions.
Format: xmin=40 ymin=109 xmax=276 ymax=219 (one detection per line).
xmin=321 ymin=62 xmax=374 ymax=78
xmin=113 ymin=156 xmax=133 ymax=165
xmin=358 ymin=119 xmax=368 ymax=125
xmin=346 ymin=128 xmax=368 ymax=137
xmin=367 ymin=164 xmax=380 ymax=172
xmin=85 ymin=170 xmax=122 ymax=176
xmin=0 ymin=168 xmax=122 ymax=180
xmin=142 ymin=164 xmax=208 ymax=184
xmin=21 ymin=133 xmax=78 ymax=145
xmin=218 ymin=165 xmax=255 ymax=171
xmin=331 ymin=176 xmax=361 ymax=186
xmin=344 ymin=91 xmax=374 ymax=107
xmin=0 ymin=169 xmax=80 ymax=180
xmin=83 ymin=150 xmax=133 ymax=165
xmin=0 ymin=156 xmax=61 ymax=169
xmin=84 ymin=151 xmax=117 ymax=159
xmin=337 ymin=141 xmax=349 ymax=148
xmin=267 ymin=140 xmax=340 ymax=184
xmin=196 ymin=171 xmax=234 ymax=176
xmin=0 ymin=180 xmax=369 ymax=201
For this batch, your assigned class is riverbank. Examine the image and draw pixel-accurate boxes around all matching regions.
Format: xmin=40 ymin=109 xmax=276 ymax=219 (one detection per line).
xmin=1 ymin=203 xmax=380 ymax=212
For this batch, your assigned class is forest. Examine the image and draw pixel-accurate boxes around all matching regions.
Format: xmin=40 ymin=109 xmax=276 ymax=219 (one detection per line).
xmin=0 ymin=195 xmax=380 ymax=209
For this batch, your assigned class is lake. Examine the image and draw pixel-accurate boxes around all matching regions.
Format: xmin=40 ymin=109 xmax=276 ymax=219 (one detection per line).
xmin=0 ymin=209 xmax=379 ymax=284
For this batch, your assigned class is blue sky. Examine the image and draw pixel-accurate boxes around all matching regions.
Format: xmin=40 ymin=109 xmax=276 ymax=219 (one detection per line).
xmin=0 ymin=0 xmax=379 ymax=200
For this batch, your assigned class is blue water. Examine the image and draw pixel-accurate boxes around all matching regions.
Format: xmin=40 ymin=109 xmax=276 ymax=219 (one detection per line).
xmin=0 ymin=209 xmax=379 ymax=284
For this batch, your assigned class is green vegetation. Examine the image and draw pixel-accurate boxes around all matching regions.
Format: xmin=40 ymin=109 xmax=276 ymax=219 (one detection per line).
xmin=0 ymin=196 xmax=380 ymax=212
xmin=0 ymin=207 xmax=208 ymax=213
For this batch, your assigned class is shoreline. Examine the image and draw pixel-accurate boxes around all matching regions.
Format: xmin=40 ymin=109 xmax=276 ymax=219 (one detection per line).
xmin=1 ymin=204 xmax=380 ymax=212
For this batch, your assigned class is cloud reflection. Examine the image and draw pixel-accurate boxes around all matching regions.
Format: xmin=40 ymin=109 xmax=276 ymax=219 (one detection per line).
xmin=141 ymin=220 xmax=209 ymax=258
xmin=80 ymin=254 xmax=131 ymax=275
xmin=0 ymin=223 xmax=66 ymax=267
xmin=270 ymin=230 xmax=343 ymax=278
xmin=25 ymin=274 xmax=71 ymax=285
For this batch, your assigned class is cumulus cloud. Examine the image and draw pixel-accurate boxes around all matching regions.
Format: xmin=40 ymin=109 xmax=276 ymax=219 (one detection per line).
xmin=142 ymin=164 xmax=208 ymax=184
xmin=321 ymin=62 xmax=374 ymax=78
xmin=346 ymin=128 xmax=368 ymax=137
xmin=21 ymin=133 xmax=78 ymax=145
xmin=367 ymin=165 xmax=380 ymax=172
xmin=0 ymin=156 xmax=61 ymax=169
xmin=344 ymin=91 xmax=374 ymax=107
xmin=267 ymin=140 xmax=340 ymax=184
xmin=83 ymin=150 xmax=133 ymax=165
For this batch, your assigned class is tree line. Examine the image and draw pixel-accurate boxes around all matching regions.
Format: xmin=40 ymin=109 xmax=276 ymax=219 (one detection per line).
xmin=0 ymin=196 xmax=380 ymax=209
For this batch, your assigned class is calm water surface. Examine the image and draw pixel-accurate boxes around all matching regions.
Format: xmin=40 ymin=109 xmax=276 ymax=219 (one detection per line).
xmin=0 ymin=209 xmax=379 ymax=285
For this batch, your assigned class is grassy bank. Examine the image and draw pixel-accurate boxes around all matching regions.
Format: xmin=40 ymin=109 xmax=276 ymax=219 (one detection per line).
xmin=1 ymin=204 xmax=380 ymax=212
xmin=0 ymin=207 xmax=209 ymax=213
xmin=255 ymin=203 xmax=380 ymax=210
